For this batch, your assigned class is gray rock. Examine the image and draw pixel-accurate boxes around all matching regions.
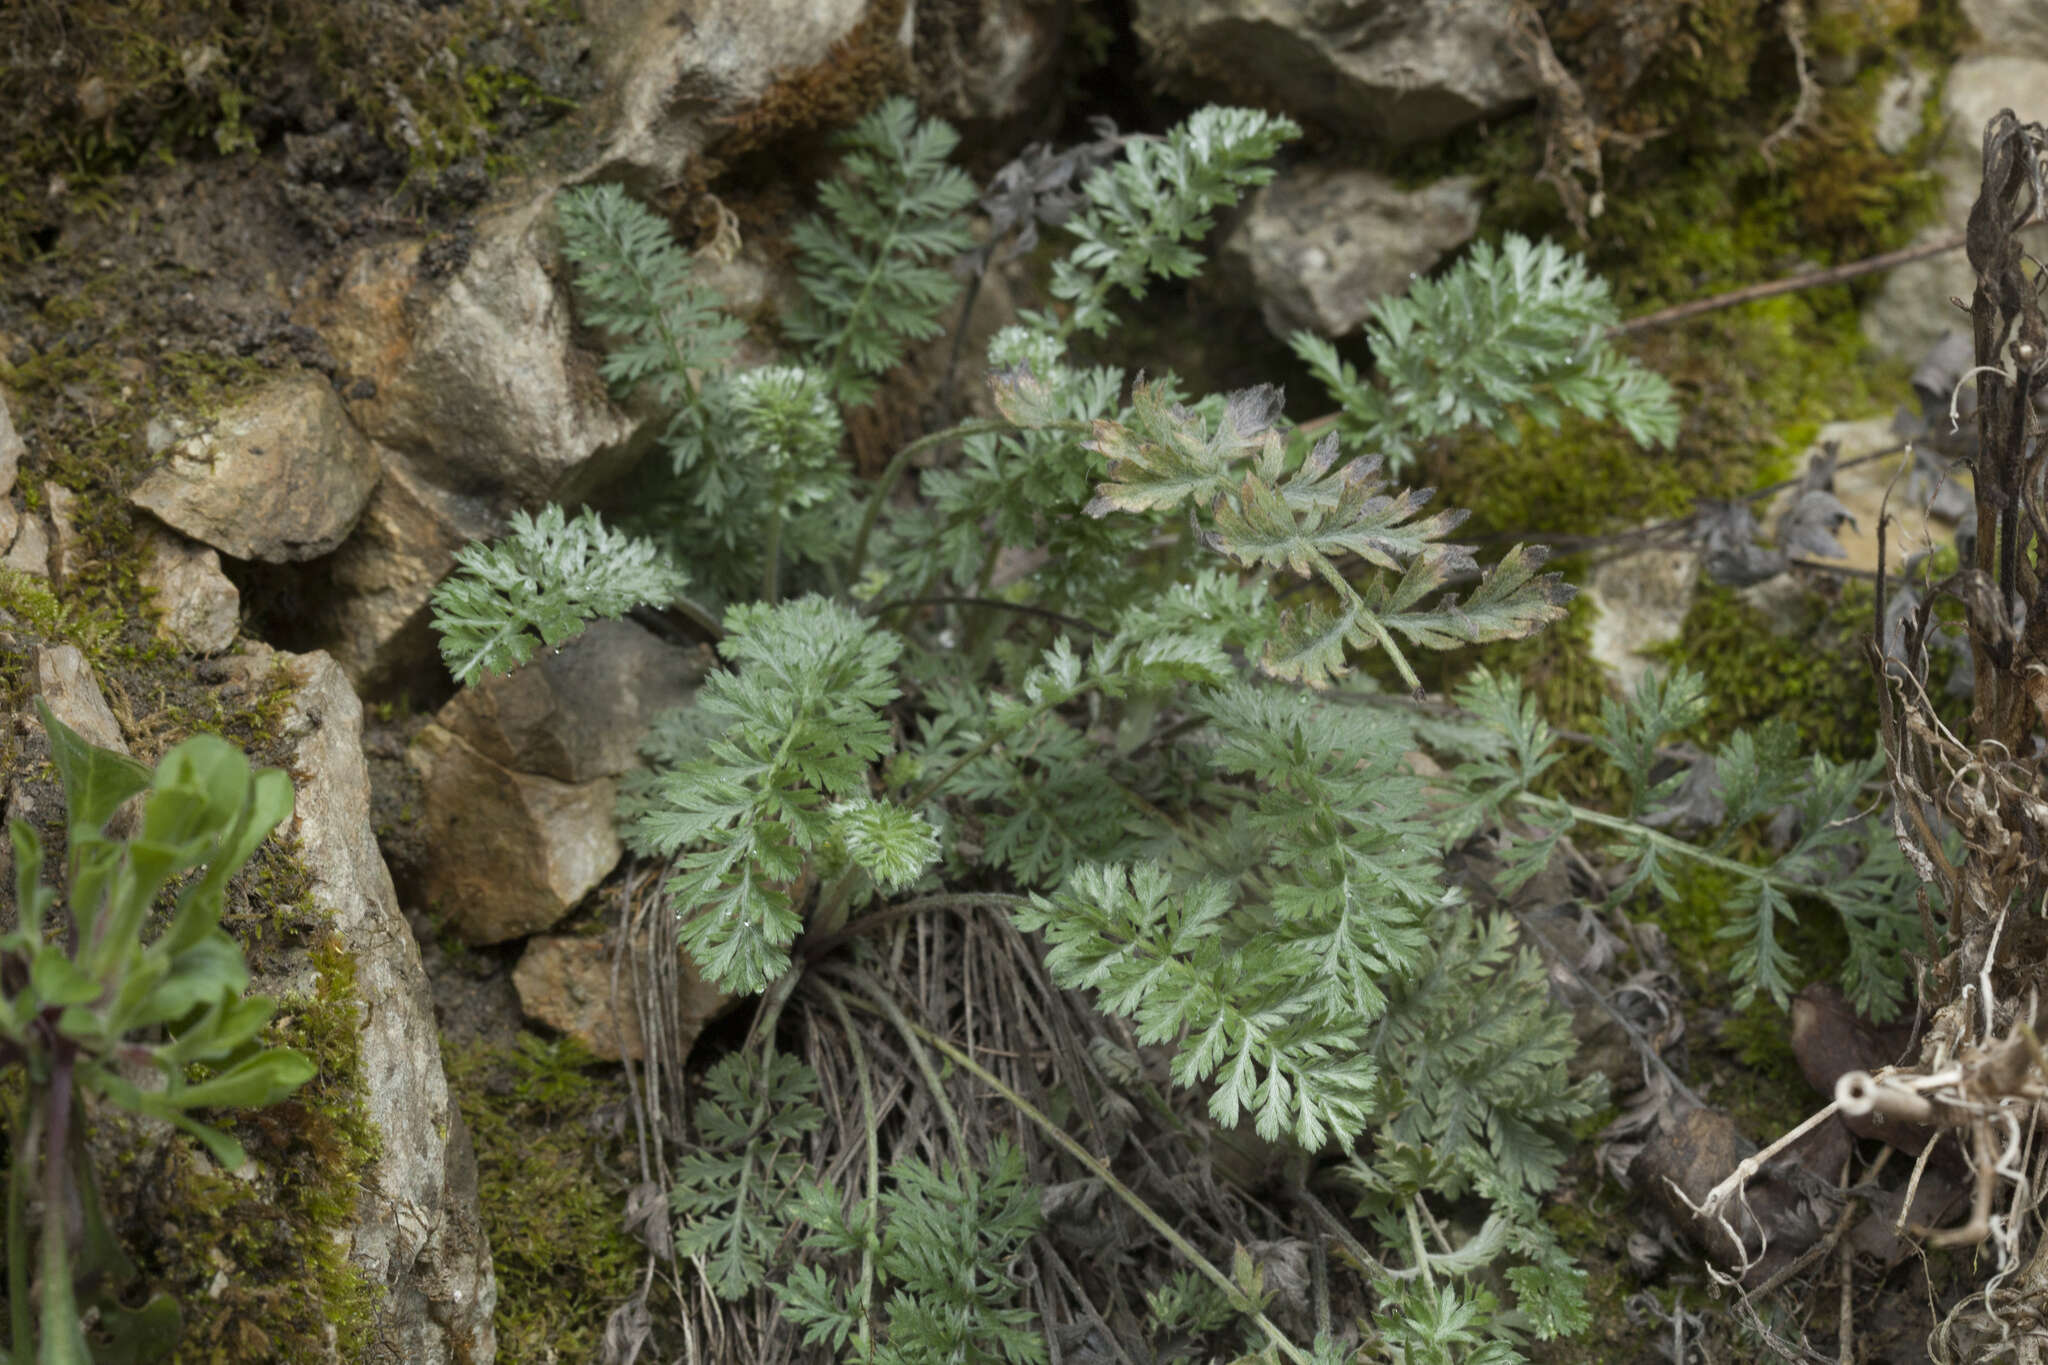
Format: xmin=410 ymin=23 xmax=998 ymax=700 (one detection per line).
xmin=1862 ymin=56 xmax=2048 ymax=363
xmin=583 ymin=0 xmax=873 ymax=187
xmin=1134 ymin=0 xmax=1538 ymax=145
xmin=1873 ymin=62 xmax=1933 ymax=156
xmin=307 ymin=189 xmax=639 ymax=503
xmin=1219 ymin=165 xmax=1482 ymax=339
xmin=435 ymin=618 xmax=710 ymax=784
xmin=129 ymin=370 xmax=379 ymax=563
xmin=512 ymin=932 xmax=733 ymax=1063
xmin=407 ymin=722 xmax=623 ymax=945
xmin=318 ymin=448 xmax=504 ymax=694
xmin=33 ymin=643 xmax=127 ymax=752
xmin=0 ymin=496 xmax=16 ymax=556
xmin=1962 ymin=0 xmax=2048 ymax=60
xmin=139 ymin=525 xmax=240 ymax=655
xmin=1584 ymin=543 xmax=1701 ymax=697
xmin=251 ymin=646 xmax=497 ymax=1364
xmin=0 ymin=386 xmax=21 ymax=497
xmin=912 ymin=0 xmax=1065 ymax=131
xmin=4 ymin=510 xmax=48 ymax=577
xmin=42 ymin=484 xmax=82 ymax=586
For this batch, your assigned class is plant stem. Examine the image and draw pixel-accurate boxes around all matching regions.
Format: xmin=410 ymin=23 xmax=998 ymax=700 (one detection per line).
xmin=836 ymin=969 xmax=968 ymax=1166
xmin=818 ymin=987 xmax=880 ymax=1360
xmin=846 ymin=418 xmax=1089 ymax=587
xmin=871 ymin=1004 xmax=1314 ymax=1365
xmin=8 ymin=1096 xmax=37 ymax=1361
xmin=762 ymin=505 xmax=784 ymax=604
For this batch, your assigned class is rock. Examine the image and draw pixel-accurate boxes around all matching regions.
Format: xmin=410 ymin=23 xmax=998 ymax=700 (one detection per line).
xmin=42 ymin=483 xmax=82 ymax=586
xmin=252 ymin=646 xmax=496 ymax=1363
xmin=0 ymin=387 xmax=21 ymax=496
xmin=139 ymin=525 xmax=240 ymax=655
xmin=1133 ymin=0 xmax=1539 ymax=145
xmin=912 ymin=0 xmax=1066 ymax=135
xmin=33 ymin=643 xmax=127 ymax=752
xmin=317 ymin=448 xmax=504 ymax=694
xmin=512 ymin=933 xmax=732 ymax=1062
xmin=129 ymin=369 xmax=379 ymax=563
xmin=583 ymin=0 xmax=872 ymax=188
xmin=1861 ymin=56 xmax=2048 ymax=363
xmin=3 ymin=510 xmax=48 ymax=577
xmin=435 ymin=618 xmax=709 ymax=783
xmin=0 ymin=497 xmax=16 ymax=556
xmin=1962 ymin=0 xmax=2048 ymax=60
xmin=407 ymin=723 xmax=623 ymax=945
xmin=1763 ymin=416 xmax=1966 ymax=576
xmin=1218 ymin=165 xmax=1482 ymax=339
xmin=304 ymin=188 xmax=638 ymax=503
xmin=1873 ymin=61 xmax=1933 ymax=156
xmin=1584 ymin=541 xmax=1701 ymax=696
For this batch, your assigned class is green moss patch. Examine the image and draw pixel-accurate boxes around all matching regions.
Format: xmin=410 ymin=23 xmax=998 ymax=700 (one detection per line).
xmin=445 ymin=1032 xmax=641 ymax=1363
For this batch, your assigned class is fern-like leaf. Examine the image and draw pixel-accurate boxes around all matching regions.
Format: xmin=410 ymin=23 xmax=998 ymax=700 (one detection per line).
xmin=786 ymin=97 xmax=977 ymax=406
xmin=430 ymin=505 xmax=691 ymax=684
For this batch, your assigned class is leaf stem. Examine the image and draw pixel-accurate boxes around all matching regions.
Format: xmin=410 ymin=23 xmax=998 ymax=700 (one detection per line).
xmin=862 ymin=999 xmax=1314 ymax=1365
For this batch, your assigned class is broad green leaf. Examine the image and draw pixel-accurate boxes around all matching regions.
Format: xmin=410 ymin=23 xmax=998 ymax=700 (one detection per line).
xmin=35 ymin=699 xmax=151 ymax=838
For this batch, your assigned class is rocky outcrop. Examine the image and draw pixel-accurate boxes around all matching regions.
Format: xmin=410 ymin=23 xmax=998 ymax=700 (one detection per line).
xmin=408 ymin=722 xmax=623 ymax=945
xmin=252 ymin=646 xmax=498 ymax=1364
xmin=1218 ymin=165 xmax=1482 ymax=339
xmin=1134 ymin=0 xmax=1538 ymax=145
xmin=317 ymin=448 xmax=505 ymax=694
xmin=1861 ymin=55 xmax=2048 ymax=363
xmin=581 ymin=0 xmax=872 ymax=188
xmin=305 ymin=189 xmax=639 ymax=505
xmin=129 ymin=369 xmax=380 ymax=562
xmin=138 ymin=526 xmax=240 ymax=656
xmin=512 ymin=932 xmax=731 ymax=1063
xmin=436 ymin=618 xmax=709 ymax=784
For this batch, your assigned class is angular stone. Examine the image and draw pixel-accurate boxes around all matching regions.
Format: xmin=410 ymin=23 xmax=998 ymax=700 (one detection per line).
xmin=1219 ymin=165 xmax=1482 ymax=339
xmin=512 ymin=934 xmax=733 ymax=1063
xmin=318 ymin=448 xmax=504 ymax=694
xmin=32 ymin=644 xmax=127 ymax=753
xmin=130 ymin=370 xmax=379 ymax=562
xmin=1862 ymin=56 xmax=2048 ymax=363
xmin=911 ymin=0 xmax=1065 ymax=132
xmin=1584 ymin=542 xmax=1701 ymax=696
xmin=1134 ymin=0 xmax=1539 ymax=145
xmin=0 ymin=385 xmax=21 ymax=498
xmin=42 ymin=483 xmax=83 ymax=586
xmin=139 ymin=525 xmax=240 ymax=655
xmin=407 ymin=723 xmax=623 ymax=945
xmin=304 ymin=190 xmax=639 ymax=503
xmin=583 ymin=0 xmax=872 ymax=188
xmin=435 ymin=619 xmax=709 ymax=784
xmin=4 ymin=511 xmax=48 ymax=577
xmin=250 ymin=646 xmax=496 ymax=1364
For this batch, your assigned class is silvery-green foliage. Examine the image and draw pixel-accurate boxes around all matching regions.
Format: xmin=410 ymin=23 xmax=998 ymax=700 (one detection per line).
xmin=620 ymin=597 xmax=934 ymax=994
xmin=996 ymin=372 xmax=1573 ymax=692
xmin=429 ymin=504 xmax=690 ymax=685
xmin=5 ymin=704 xmax=315 ymax=1361
xmin=1293 ymin=233 xmax=1680 ymax=476
xmin=556 ymin=181 xmax=744 ymax=427
xmin=1450 ymin=666 xmax=1921 ymax=1018
xmin=773 ymin=1138 xmax=1044 ymax=1365
xmin=786 ymin=96 xmax=977 ymax=406
xmin=1030 ymin=106 xmax=1300 ymax=339
xmin=669 ymin=1052 xmax=824 ymax=1299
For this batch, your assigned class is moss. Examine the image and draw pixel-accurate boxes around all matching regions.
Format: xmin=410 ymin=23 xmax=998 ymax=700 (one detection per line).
xmin=0 ymin=0 xmax=586 ymax=257
xmin=0 ymin=247 xmax=382 ymax=1359
xmin=684 ymin=0 xmax=913 ymax=201
xmin=1644 ymin=581 xmax=1883 ymax=761
xmin=1532 ymin=1184 xmax=1639 ymax=1365
xmin=445 ymin=1032 xmax=642 ymax=1363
